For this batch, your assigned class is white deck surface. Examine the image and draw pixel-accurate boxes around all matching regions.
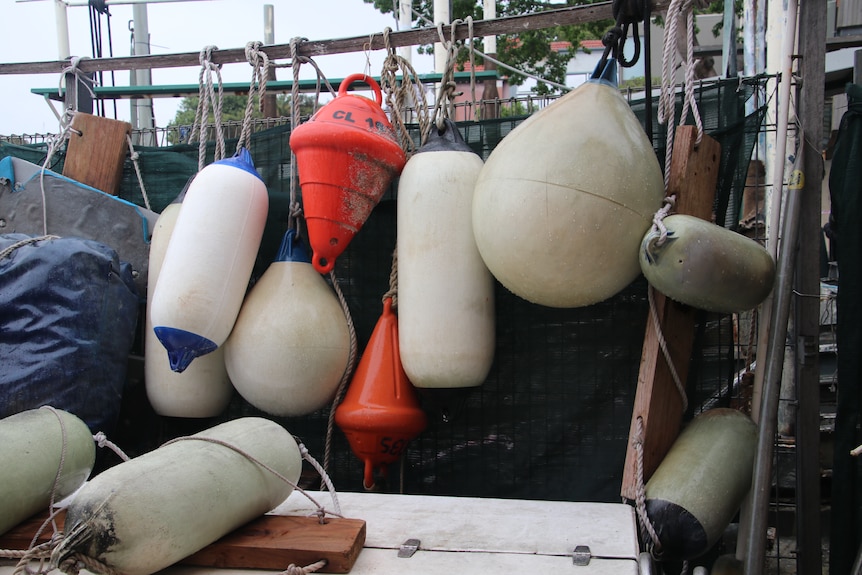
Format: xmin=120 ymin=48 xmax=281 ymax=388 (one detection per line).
xmin=1 ymin=491 xmax=641 ymax=574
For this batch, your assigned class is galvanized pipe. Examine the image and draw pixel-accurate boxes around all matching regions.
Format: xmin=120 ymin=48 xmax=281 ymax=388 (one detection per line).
xmin=742 ymin=143 xmax=805 ymax=575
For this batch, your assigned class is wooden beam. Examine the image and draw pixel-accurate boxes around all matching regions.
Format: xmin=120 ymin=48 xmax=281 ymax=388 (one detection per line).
xmin=620 ymin=125 xmax=722 ymax=502
xmin=0 ymin=2 xmax=669 ymax=76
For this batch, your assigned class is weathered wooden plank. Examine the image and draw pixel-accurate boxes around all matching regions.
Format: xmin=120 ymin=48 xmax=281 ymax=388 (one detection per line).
xmin=0 ymin=509 xmax=365 ymax=574
xmin=182 ymin=515 xmax=366 ymax=574
xmin=620 ymin=125 xmax=721 ymax=502
xmin=62 ymin=112 xmax=131 ymax=195
xmin=0 ymin=1 xmax=670 ymax=76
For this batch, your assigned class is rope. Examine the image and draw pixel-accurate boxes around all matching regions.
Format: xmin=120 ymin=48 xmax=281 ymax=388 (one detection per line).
xmin=382 ymin=247 xmax=398 ymax=308
xmin=298 ymin=443 xmax=341 ymax=516
xmin=189 ymin=46 xmax=226 ymax=171
xmin=632 ymin=416 xmax=663 ymax=557
xmin=647 ymin=285 xmax=688 ymax=413
xmin=36 ymin=108 xmax=79 ymax=236
xmin=380 ymin=27 xmax=431 ymax=154
xmin=125 ymin=135 xmax=151 ymax=211
xmin=287 ymin=37 xmax=305 ymax=237
xmin=0 ymin=235 xmax=60 ymax=261
xmin=57 ymin=57 xmax=97 ymax=103
xmin=322 ymin=270 xmax=359 ymax=475
xmin=658 ymin=0 xmax=704 ymax=188
xmin=236 ymin=41 xmax=271 ymax=153
xmin=278 ymin=559 xmax=327 ymax=575
xmin=429 ymin=20 xmax=463 ymax=137
xmin=92 ymin=431 xmax=130 ymax=462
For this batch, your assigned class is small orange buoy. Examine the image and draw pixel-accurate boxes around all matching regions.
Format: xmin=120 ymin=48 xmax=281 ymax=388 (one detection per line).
xmin=334 ymin=298 xmax=427 ymax=489
xmin=290 ymin=74 xmax=406 ymax=274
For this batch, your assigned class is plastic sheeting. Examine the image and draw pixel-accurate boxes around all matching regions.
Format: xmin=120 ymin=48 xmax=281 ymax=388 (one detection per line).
xmin=0 ymin=234 xmax=139 ymax=435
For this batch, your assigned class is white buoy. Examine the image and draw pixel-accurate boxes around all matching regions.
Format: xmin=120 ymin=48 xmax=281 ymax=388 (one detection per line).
xmin=224 ymin=230 xmax=350 ymax=417
xmin=145 ymin=190 xmax=234 ymax=417
xmin=149 ymin=148 xmax=269 ymax=372
xmin=0 ymin=407 xmax=95 ymax=535
xmin=472 ymin=60 xmax=664 ymax=308
xmin=52 ymin=417 xmax=302 ymax=575
xmin=397 ymin=119 xmax=495 ymax=389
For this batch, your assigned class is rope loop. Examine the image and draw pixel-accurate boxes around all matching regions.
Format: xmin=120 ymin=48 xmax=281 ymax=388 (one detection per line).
xmin=380 ymin=27 xmax=430 ymax=153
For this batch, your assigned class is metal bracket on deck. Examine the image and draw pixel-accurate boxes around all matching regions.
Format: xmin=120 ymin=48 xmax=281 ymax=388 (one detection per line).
xmin=572 ymin=545 xmax=592 ymax=566
xmin=398 ymin=538 xmax=421 ymax=558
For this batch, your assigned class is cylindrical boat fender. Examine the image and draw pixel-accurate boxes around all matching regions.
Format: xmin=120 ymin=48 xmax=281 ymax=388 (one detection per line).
xmin=224 ymin=230 xmax=350 ymax=417
xmin=0 ymin=407 xmax=95 ymax=535
xmin=644 ymin=408 xmax=757 ymax=561
xmin=472 ymin=59 xmax=664 ymax=308
xmin=639 ymin=214 xmax=776 ymax=313
xmin=397 ymin=119 xmax=495 ymax=390
xmin=149 ymin=148 xmax=269 ymax=373
xmin=52 ymin=417 xmax=302 ymax=575
xmin=145 ymin=189 xmax=234 ymax=418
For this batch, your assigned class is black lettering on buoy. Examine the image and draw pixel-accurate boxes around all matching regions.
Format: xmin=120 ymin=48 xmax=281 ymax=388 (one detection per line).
xmin=332 ymin=110 xmax=356 ymax=123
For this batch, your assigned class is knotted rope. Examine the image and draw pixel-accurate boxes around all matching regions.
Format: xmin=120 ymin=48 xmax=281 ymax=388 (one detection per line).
xmin=380 ymin=27 xmax=430 ymax=154
xmin=188 ymin=46 xmax=226 ymax=170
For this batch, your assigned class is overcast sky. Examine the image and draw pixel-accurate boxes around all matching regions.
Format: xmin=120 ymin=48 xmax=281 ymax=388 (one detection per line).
xmin=0 ymin=0 xmax=435 ymax=136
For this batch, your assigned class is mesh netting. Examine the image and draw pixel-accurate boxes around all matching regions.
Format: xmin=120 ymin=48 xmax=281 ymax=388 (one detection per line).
xmin=0 ymin=76 xmax=768 ymax=501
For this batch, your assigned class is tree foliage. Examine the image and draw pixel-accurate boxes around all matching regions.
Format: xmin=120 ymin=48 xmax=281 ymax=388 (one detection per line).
xmin=167 ymin=93 xmax=318 ymax=143
xmin=364 ymin=0 xmax=731 ymax=95
xmin=365 ymin=0 xmax=614 ymax=95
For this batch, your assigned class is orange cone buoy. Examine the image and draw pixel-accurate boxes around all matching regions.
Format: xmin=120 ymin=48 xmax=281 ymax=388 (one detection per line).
xmin=289 ymin=74 xmax=406 ymax=274
xmin=334 ymin=298 xmax=427 ymax=489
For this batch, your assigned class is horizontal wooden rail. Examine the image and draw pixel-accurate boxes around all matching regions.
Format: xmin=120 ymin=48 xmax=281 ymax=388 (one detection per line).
xmin=0 ymin=1 xmax=668 ymax=76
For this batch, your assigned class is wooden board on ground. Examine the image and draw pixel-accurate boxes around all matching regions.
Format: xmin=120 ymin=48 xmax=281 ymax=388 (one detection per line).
xmin=620 ymin=125 xmax=722 ymax=502
xmin=0 ymin=509 xmax=366 ymax=574
xmin=62 ymin=112 xmax=131 ymax=195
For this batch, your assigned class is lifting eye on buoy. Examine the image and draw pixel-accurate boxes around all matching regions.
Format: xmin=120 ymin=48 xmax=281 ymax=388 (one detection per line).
xmin=289 ymin=74 xmax=407 ymax=274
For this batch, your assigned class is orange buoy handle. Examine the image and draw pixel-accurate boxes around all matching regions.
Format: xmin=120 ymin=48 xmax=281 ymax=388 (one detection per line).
xmin=339 ymin=74 xmax=383 ymax=106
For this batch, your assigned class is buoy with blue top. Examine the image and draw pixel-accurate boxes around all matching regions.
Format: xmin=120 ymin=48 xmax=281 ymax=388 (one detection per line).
xmin=149 ymin=148 xmax=268 ymax=372
xmin=224 ymin=229 xmax=350 ymax=417
xmin=472 ymin=58 xmax=664 ymax=308
xmin=145 ymin=188 xmax=234 ymax=418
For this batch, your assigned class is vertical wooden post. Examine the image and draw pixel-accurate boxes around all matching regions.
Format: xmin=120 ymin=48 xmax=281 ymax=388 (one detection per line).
xmin=620 ymin=125 xmax=721 ymax=501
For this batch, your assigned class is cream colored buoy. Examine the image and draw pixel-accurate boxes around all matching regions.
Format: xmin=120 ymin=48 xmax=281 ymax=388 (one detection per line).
xmin=224 ymin=230 xmax=350 ymax=417
xmin=0 ymin=407 xmax=95 ymax=535
xmin=472 ymin=60 xmax=664 ymax=308
xmin=645 ymin=408 xmax=757 ymax=561
xmin=397 ymin=119 xmax=495 ymax=390
xmin=145 ymin=190 xmax=234 ymax=418
xmin=639 ymin=214 xmax=776 ymax=313
xmin=150 ymin=148 xmax=268 ymax=373
xmin=52 ymin=417 xmax=302 ymax=575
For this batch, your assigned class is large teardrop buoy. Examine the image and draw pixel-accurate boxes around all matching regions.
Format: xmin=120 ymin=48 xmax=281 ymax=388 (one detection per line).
xmin=149 ymin=148 xmax=268 ymax=373
xmin=145 ymin=190 xmax=234 ymax=418
xmin=224 ymin=229 xmax=350 ymax=417
xmin=335 ymin=298 xmax=427 ymax=489
xmin=0 ymin=407 xmax=95 ymax=535
xmin=644 ymin=408 xmax=757 ymax=561
xmin=472 ymin=60 xmax=664 ymax=308
xmin=289 ymin=74 xmax=406 ymax=274
xmin=398 ymin=119 xmax=495 ymax=387
xmin=639 ymin=214 xmax=776 ymax=313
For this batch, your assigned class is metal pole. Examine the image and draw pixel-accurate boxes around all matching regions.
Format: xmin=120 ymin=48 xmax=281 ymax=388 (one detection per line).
xmin=131 ymin=3 xmax=155 ymax=144
xmin=743 ymin=142 xmax=805 ymax=575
